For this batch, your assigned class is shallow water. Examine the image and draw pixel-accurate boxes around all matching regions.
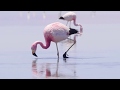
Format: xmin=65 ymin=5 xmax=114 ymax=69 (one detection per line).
xmin=0 ymin=11 xmax=120 ymax=79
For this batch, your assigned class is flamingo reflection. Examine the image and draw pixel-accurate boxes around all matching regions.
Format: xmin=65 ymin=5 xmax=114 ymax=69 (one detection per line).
xmin=32 ymin=59 xmax=76 ymax=79
xmin=32 ymin=59 xmax=59 ymax=79
xmin=32 ymin=59 xmax=52 ymax=78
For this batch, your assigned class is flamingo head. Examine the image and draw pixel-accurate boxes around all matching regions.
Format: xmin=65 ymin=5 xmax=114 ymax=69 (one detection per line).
xmin=31 ymin=43 xmax=38 ymax=57
xmin=59 ymin=16 xmax=64 ymax=20
xmin=69 ymin=28 xmax=79 ymax=35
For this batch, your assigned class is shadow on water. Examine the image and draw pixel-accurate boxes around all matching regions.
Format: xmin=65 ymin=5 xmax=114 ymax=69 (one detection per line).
xmin=68 ymin=57 xmax=106 ymax=60
xmin=34 ymin=56 xmax=105 ymax=60
xmin=32 ymin=58 xmax=77 ymax=79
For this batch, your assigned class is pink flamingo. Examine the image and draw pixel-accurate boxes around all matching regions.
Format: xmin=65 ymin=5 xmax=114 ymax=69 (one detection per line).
xmin=59 ymin=11 xmax=83 ymax=34
xmin=31 ymin=22 xmax=80 ymax=60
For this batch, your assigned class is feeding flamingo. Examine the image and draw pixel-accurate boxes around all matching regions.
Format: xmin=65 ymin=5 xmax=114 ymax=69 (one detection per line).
xmin=31 ymin=22 xmax=81 ymax=60
xmin=59 ymin=11 xmax=83 ymax=34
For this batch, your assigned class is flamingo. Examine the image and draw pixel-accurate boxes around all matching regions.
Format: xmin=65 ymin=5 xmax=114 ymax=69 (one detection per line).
xmin=28 ymin=11 xmax=46 ymax=19
xmin=59 ymin=11 xmax=83 ymax=34
xmin=31 ymin=22 xmax=81 ymax=60
xmin=90 ymin=11 xmax=96 ymax=18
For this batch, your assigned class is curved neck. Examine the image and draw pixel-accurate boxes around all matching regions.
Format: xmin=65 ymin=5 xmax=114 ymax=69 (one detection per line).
xmin=35 ymin=40 xmax=51 ymax=49
xmin=73 ymin=19 xmax=83 ymax=33
xmin=73 ymin=19 xmax=82 ymax=27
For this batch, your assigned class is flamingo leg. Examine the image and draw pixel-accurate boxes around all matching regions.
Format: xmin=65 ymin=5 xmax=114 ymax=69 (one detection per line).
xmin=59 ymin=11 xmax=62 ymax=17
xmin=63 ymin=39 xmax=76 ymax=58
xmin=69 ymin=35 xmax=71 ymax=40
xmin=69 ymin=21 xmax=72 ymax=40
xmin=69 ymin=21 xmax=71 ymax=28
xmin=27 ymin=12 xmax=30 ymax=20
xmin=43 ymin=11 xmax=46 ymax=19
xmin=67 ymin=38 xmax=74 ymax=42
xmin=56 ymin=43 xmax=59 ymax=61
xmin=66 ymin=21 xmax=68 ymax=26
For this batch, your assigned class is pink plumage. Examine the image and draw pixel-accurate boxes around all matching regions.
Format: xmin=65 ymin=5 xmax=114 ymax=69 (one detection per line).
xmin=43 ymin=22 xmax=70 ymax=42
xmin=59 ymin=12 xmax=83 ymax=34
xmin=31 ymin=22 xmax=79 ymax=60
xmin=61 ymin=12 xmax=76 ymax=21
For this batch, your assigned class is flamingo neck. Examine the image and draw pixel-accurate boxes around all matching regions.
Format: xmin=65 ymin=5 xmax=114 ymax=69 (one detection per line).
xmin=73 ymin=19 xmax=83 ymax=33
xmin=35 ymin=40 xmax=51 ymax=49
xmin=73 ymin=19 xmax=81 ymax=27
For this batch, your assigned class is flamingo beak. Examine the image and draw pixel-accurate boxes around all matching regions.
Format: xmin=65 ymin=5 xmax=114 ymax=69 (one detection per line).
xmin=32 ymin=50 xmax=38 ymax=57
xmin=59 ymin=17 xmax=64 ymax=20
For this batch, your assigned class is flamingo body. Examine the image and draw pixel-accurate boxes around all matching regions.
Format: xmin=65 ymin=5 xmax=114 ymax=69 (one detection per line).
xmin=44 ymin=22 xmax=70 ymax=42
xmin=60 ymin=12 xmax=76 ymax=21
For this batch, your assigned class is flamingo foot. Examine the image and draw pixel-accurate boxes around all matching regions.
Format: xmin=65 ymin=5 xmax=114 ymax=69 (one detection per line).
xmin=63 ymin=52 xmax=69 ymax=58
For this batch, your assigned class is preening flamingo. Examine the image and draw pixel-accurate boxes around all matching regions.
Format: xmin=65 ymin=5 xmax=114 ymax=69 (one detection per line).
xmin=59 ymin=11 xmax=83 ymax=34
xmin=31 ymin=22 xmax=80 ymax=60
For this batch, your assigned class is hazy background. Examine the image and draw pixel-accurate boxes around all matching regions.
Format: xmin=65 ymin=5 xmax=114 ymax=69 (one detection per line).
xmin=0 ymin=11 xmax=120 ymax=26
xmin=0 ymin=11 xmax=120 ymax=52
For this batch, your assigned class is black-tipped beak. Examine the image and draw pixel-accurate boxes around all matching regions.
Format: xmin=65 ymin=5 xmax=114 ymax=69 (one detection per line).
xmin=69 ymin=28 xmax=78 ymax=35
xmin=32 ymin=53 xmax=38 ymax=57
xmin=59 ymin=17 xmax=64 ymax=20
